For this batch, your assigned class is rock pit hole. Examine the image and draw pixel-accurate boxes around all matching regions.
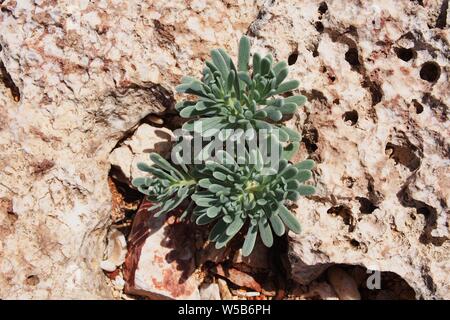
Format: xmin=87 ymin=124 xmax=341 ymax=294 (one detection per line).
xmin=342 ymin=110 xmax=358 ymax=126
xmin=394 ymin=47 xmax=415 ymax=62
xmin=288 ymin=51 xmax=299 ymax=65
xmin=327 ymin=205 xmax=355 ymax=232
xmin=0 ymin=59 xmax=20 ymax=102
xmin=420 ymin=61 xmax=441 ymax=83
xmin=385 ymin=141 xmax=421 ymax=172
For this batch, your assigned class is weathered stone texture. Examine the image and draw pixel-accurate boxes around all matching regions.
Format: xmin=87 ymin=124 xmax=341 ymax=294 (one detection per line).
xmin=0 ymin=0 xmax=448 ymax=299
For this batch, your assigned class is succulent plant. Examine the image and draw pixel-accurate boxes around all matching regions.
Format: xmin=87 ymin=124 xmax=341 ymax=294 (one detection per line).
xmin=175 ymin=36 xmax=307 ymax=159
xmin=133 ymin=36 xmax=316 ymax=256
xmin=191 ymin=149 xmax=315 ymax=255
xmin=132 ymin=153 xmax=196 ymax=219
xmin=133 ymin=150 xmax=315 ymax=255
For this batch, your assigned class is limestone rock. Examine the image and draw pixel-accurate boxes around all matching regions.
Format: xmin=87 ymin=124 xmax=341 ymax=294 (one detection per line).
xmin=100 ymin=228 xmax=127 ymax=272
xmin=244 ymin=0 xmax=449 ymax=299
xmin=217 ymin=278 xmax=233 ymax=300
xmin=0 ymin=0 xmax=447 ymax=300
xmin=123 ymin=200 xmax=200 ymax=300
xmin=0 ymin=0 xmax=262 ymax=298
xmin=327 ymin=266 xmax=361 ymax=300
xmin=109 ymin=123 xmax=174 ymax=182
xmin=214 ymin=265 xmax=262 ymax=292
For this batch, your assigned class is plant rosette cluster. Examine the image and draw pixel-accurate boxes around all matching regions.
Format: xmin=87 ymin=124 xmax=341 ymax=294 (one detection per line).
xmin=133 ymin=36 xmax=316 ymax=256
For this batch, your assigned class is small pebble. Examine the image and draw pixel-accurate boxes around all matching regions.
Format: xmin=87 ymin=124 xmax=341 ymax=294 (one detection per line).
xmin=232 ymin=290 xmax=260 ymax=297
xmin=113 ymin=275 xmax=125 ymax=290
xmin=148 ymin=115 xmax=164 ymax=125
xmin=100 ymin=260 xmax=116 ymax=272
xmin=327 ymin=266 xmax=361 ymax=300
xmin=217 ymin=278 xmax=233 ymax=300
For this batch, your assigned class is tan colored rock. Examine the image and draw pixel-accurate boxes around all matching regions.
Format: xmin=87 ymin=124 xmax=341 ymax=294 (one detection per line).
xmin=0 ymin=0 xmax=263 ymax=298
xmin=214 ymin=265 xmax=262 ymax=292
xmin=217 ymin=278 xmax=233 ymax=300
xmin=0 ymin=0 xmax=448 ymax=300
xmin=244 ymin=0 xmax=449 ymax=299
xmin=327 ymin=266 xmax=361 ymax=300
xmin=109 ymin=123 xmax=174 ymax=182
xmin=100 ymin=228 xmax=127 ymax=272
xmin=123 ymin=200 xmax=200 ymax=300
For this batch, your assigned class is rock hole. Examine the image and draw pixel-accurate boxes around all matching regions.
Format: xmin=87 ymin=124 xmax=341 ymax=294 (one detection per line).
xmin=327 ymin=205 xmax=355 ymax=232
xmin=416 ymin=206 xmax=430 ymax=218
xmin=0 ymin=60 xmax=20 ymax=102
xmin=423 ymin=273 xmax=437 ymax=294
xmin=397 ymin=188 xmax=447 ymax=246
xmin=25 ymin=275 xmax=40 ymax=286
xmin=421 ymin=266 xmax=437 ymax=294
xmin=107 ymin=112 xmax=176 ymax=227
xmin=394 ymin=47 xmax=415 ymax=62
xmin=322 ymin=264 xmax=416 ymax=300
xmin=108 ymin=169 xmax=144 ymax=227
xmin=345 ymin=47 xmax=360 ymax=67
xmin=342 ymin=110 xmax=358 ymax=126
xmin=362 ymin=79 xmax=383 ymax=107
xmin=349 ymin=239 xmax=360 ymax=247
xmin=302 ymin=127 xmax=319 ymax=153
xmin=435 ymin=0 xmax=448 ymax=29
xmin=360 ymin=269 xmax=416 ymax=299
xmin=288 ymin=51 xmax=298 ymax=65
xmin=312 ymin=46 xmax=319 ymax=57
xmin=315 ymin=21 xmax=324 ymax=33
xmin=356 ymin=197 xmax=378 ymax=214
xmin=385 ymin=141 xmax=421 ymax=171
xmin=420 ymin=61 xmax=441 ymax=83
xmin=416 ymin=206 xmax=447 ymax=246
xmin=412 ymin=99 xmax=423 ymax=114
xmin=318 ymin=2 xmax=328 ymax=14
xmin=369 ymin=83 xmax=383 ymax=106
xmin=306 ymin=89 xmax=327 ymax=103
xmin=342 ymin=176 xmax=355 ymax=188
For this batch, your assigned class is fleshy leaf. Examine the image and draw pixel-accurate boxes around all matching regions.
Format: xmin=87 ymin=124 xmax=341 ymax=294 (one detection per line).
xmin=238 ymin=36 xmax=251 ymax=72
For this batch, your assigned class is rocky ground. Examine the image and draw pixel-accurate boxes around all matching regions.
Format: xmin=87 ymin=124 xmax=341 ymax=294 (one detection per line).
xmin=0 ymin=0 xmax=448 ymax=299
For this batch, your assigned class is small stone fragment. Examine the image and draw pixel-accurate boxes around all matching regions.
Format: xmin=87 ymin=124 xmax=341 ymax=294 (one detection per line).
xmin=100 ymin=261 xmax=116 ymax=273
xmin=147 ymin=115 xmax=164 ymax=125
xmin=101 ymin=228 xmax=127 ymax=271
xmin=231 ymin=290 xmax=260 ymax=297
xmin=109 ymin=124 xmax=174 ymax=182
xmin=217 ymin=278 xmax=233 ymax=300
xmin=214 ymin=265 xmax=262 ymax=292
xmin=327 ymin=266 xmax=361 ymax=300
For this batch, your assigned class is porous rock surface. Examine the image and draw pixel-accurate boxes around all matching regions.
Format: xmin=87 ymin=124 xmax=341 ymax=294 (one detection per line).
xmin=109 ymin=123 xmax=174 ymax=183
xmin=0 ymin=0 xmax=448 ymax=299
